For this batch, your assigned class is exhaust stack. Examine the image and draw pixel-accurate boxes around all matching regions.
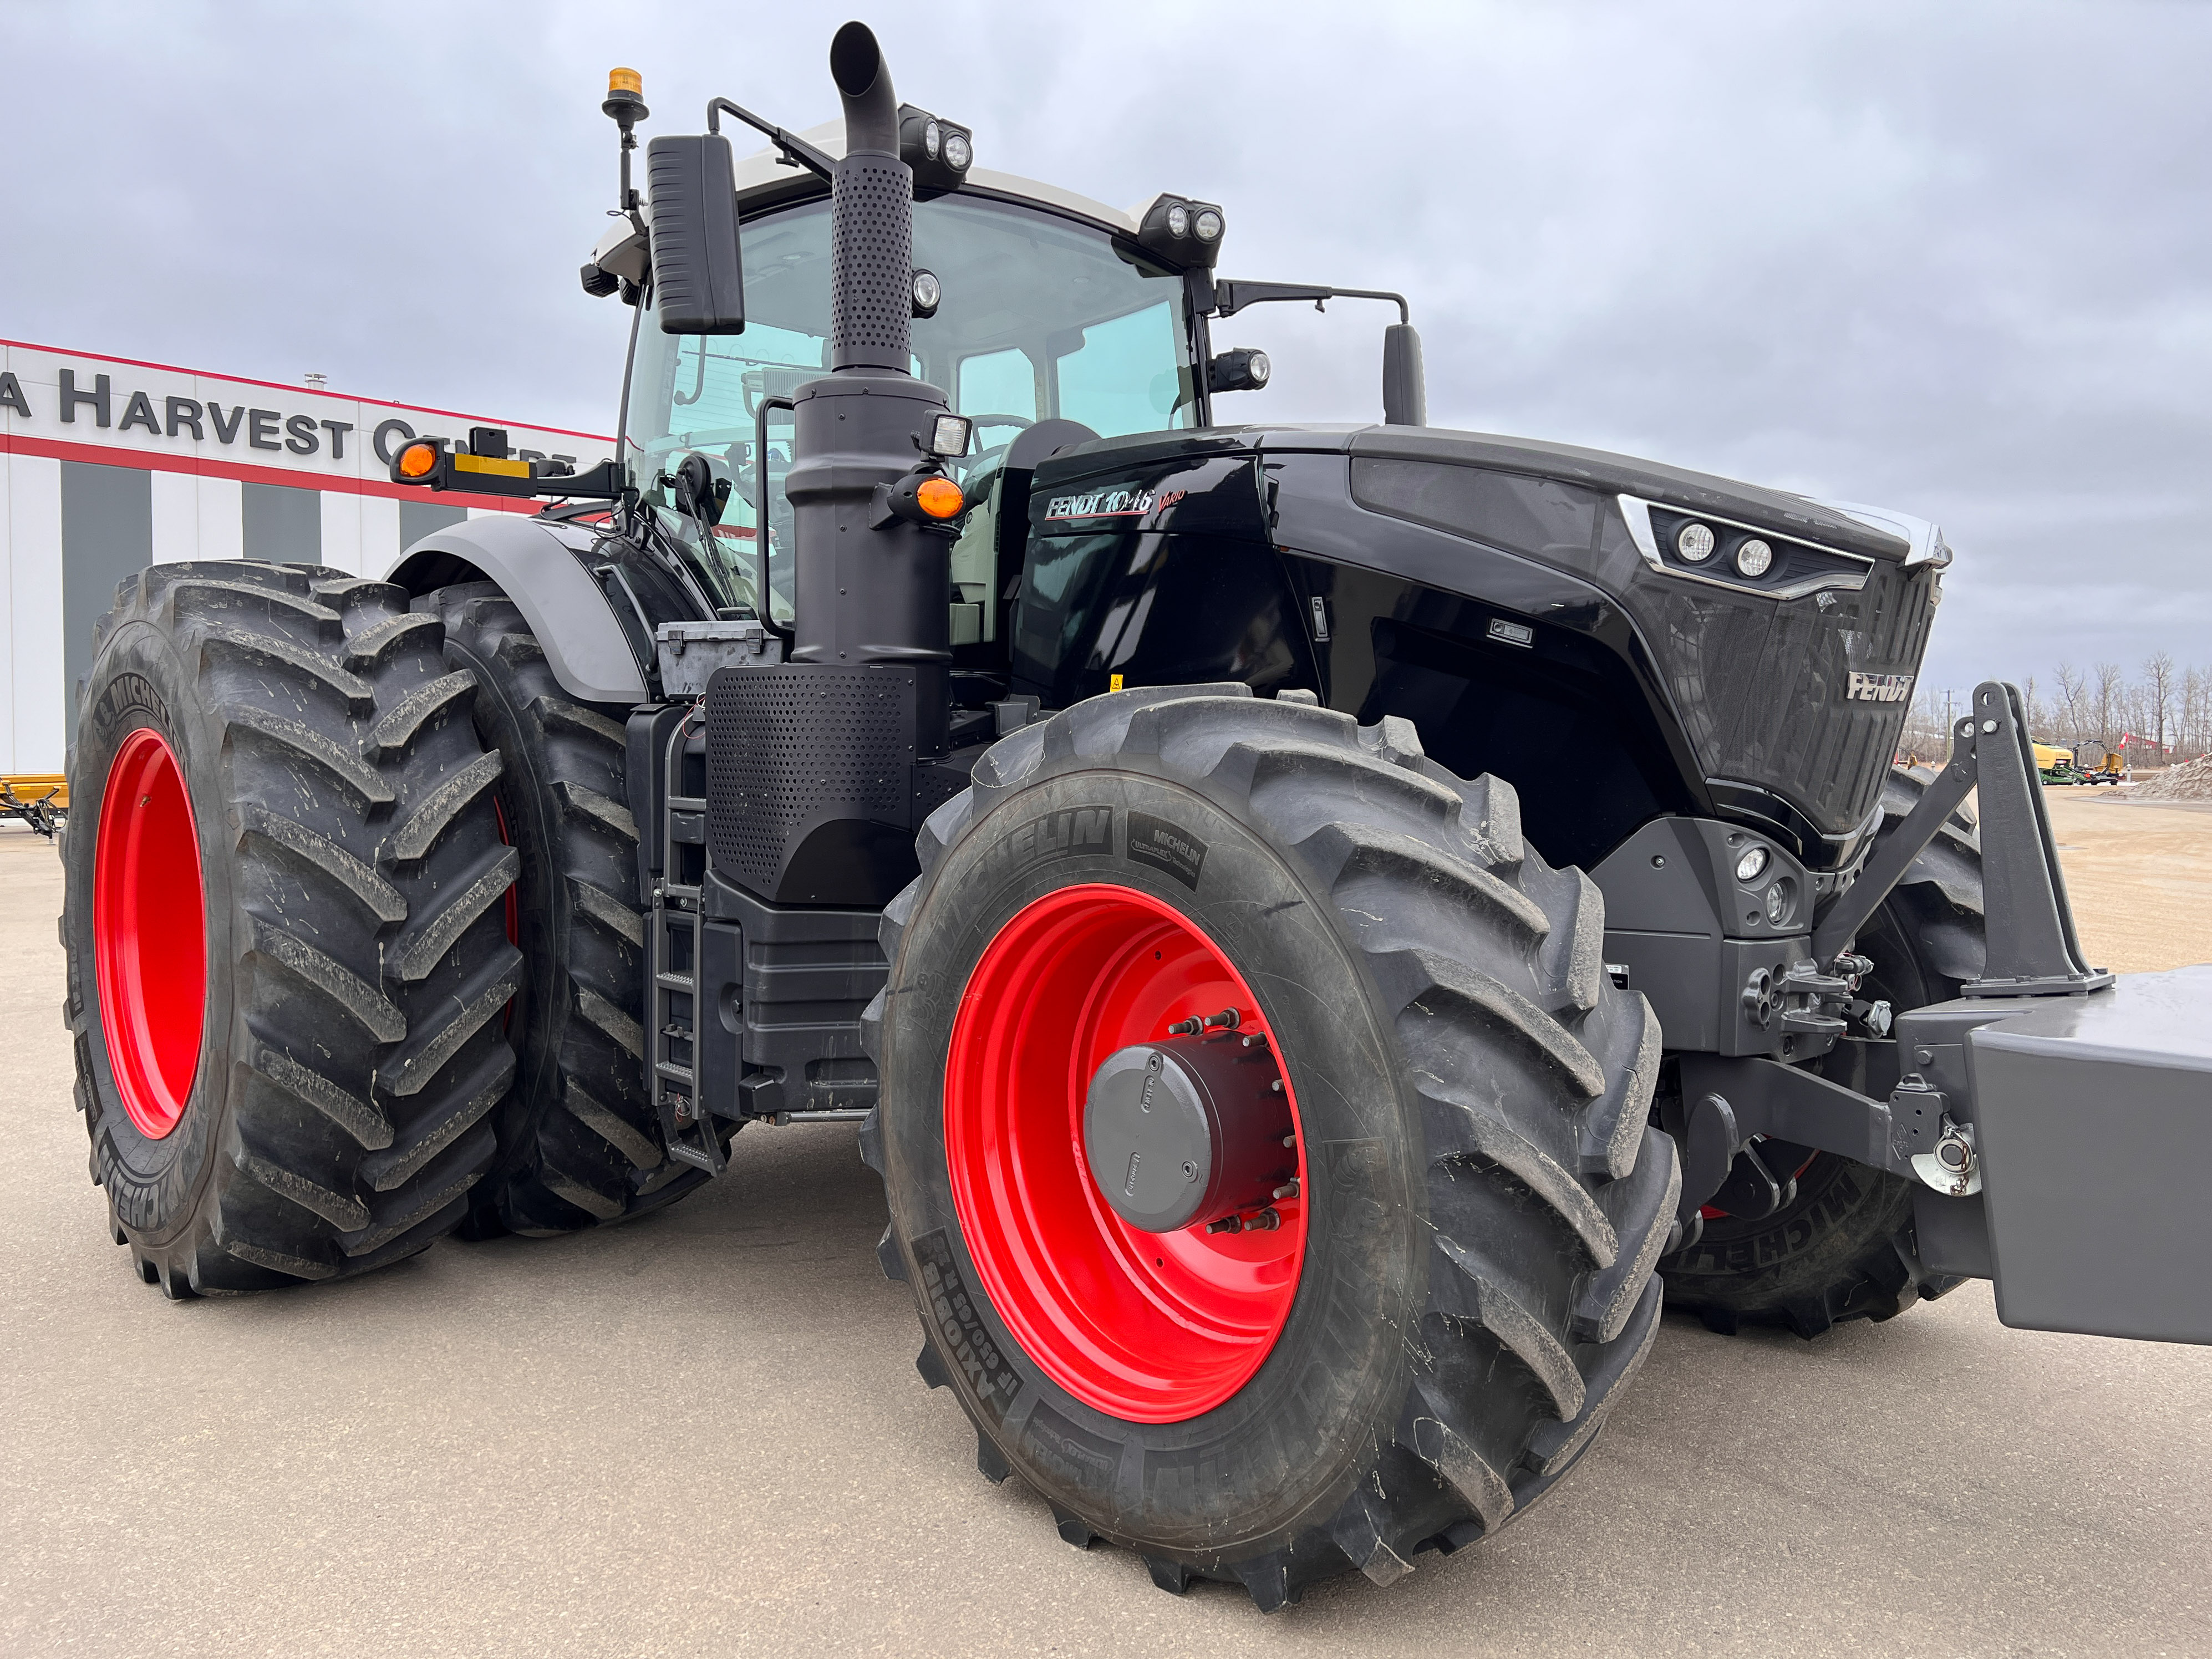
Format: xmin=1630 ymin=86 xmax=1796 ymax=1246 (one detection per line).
xmin=710 ymin=22 xmax=956 ymax=908
xmin=827 ymin=23 xmax=913 ymax=375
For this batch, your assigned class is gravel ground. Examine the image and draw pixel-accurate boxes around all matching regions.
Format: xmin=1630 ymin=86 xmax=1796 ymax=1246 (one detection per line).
xmin=3 ymin=804 xmax=2208 ymax=1658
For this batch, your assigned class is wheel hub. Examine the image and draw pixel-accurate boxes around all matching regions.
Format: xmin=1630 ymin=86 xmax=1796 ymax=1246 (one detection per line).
xmin=944 ymin=883 xmax=1309 ymax=1422
xmin=1083 ymin=1031 xmax=1292 ymax=1233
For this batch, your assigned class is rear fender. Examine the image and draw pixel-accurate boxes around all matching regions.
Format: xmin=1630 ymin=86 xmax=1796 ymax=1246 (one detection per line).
xmin=383 ymin=513 xmax=649 ymax=704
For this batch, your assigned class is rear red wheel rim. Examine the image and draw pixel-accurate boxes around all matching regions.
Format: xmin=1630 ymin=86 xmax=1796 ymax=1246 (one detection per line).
xmin=93 ymin=729 xmax=207 ymax=1139
xmin=945 ymin=883 xmax=1306 ymax=1423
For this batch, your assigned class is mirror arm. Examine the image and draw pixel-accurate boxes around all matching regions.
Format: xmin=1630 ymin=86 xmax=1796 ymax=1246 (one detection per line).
xmin=706 ymin=97 xmax=835 ymax=184
xmin=1214 ymin=281 xmax=1410 ymax=324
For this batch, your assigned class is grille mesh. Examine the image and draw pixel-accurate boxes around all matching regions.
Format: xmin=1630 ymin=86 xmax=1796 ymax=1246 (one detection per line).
xmin=706 ymin=666 xmax=916 ymax=894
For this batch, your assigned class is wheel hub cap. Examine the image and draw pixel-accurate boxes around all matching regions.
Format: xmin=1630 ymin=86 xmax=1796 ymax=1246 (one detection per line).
xmin=1083 ymin=1033 xmax=1292 ymax=1234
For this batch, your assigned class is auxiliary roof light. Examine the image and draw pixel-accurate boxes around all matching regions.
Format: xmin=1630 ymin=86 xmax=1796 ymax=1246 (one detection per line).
xmin=897 ymin=103 xmax=974 ymax=198
xmin=1735 ymin=844 xmax=1769 ymax=883
xmin=1676 ymin=521 xmax=1715 ymax=562
xmin=1137 ymin=195 xmax=1228 ymax=270
xmin=1736 ymin=537 xmax=1773 ymax=578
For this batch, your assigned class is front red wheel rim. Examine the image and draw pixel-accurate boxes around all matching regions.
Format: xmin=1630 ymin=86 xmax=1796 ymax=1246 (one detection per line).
xmin=93 ymin=729 xmax=207 ymax=1139
xmin=945 ymin=884 xmax=1306 ymax=1423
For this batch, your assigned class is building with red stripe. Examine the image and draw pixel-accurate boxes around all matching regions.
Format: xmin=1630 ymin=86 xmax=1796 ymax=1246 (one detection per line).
xmin=0 ymin=340 xmax=610 ymax=772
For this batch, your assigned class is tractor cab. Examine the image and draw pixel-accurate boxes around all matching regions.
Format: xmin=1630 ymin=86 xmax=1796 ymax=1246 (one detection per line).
xmin=620 ymin=132 xmax=1218 ymax=672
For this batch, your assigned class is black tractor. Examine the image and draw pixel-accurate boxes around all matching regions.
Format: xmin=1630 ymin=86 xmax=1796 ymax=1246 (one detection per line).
xmin=61 ymin=22 xmax=2212 ymax=1611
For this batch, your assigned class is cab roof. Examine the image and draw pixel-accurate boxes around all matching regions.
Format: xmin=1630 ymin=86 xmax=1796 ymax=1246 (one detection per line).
xmin=732 ymin=122 xmax=1144 ymax=238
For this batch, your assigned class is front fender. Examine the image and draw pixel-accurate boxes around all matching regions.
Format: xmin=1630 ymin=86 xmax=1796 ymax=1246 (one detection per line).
xmin=384 ymin=514 xmax=649 ymax=704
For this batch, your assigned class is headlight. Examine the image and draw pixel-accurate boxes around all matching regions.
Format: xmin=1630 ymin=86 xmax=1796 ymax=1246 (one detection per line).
xmin=1166 ymin=203 xmax=1191 ymax=237
xmin=1676 ymin=521 xmax=1715 ymax=562
xmin=1194 ymin=208 xmax=1223 ymax=241
xmin=1763 ymin=878 xmax=1796 ymax=926
xmin=1735 ymin=845 xmax=1769 ymax=882
xmin=1735 ymin=537 xmax=1773 ymax=577
xmin=942 ymin=130 xmax=972 ymax=171
xmin=923 ymin=119 xmax=942 ymax=160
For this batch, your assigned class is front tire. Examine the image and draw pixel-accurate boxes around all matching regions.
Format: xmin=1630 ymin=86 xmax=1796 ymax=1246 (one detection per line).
xmin=63 ymin=562 xmax=521 ymax=1295
xmin=862 ymin=688 xmax=1676 ymax=1606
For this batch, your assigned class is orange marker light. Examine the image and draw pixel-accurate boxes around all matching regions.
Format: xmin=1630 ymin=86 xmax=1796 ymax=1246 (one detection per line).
xmin=396 ymin=442 xmax=439 ymax=480
xmin=916 ymin=476 xmax=964 ymax=519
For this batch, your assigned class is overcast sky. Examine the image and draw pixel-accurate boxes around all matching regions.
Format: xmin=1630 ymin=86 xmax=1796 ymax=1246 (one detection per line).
xmin=6 ymin=1 xmax=2208 ymax=699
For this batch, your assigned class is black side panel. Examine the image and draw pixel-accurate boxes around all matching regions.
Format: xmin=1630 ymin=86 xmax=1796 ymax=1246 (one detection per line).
xmin=698 ymin=873 xmax=886 ymax=1118
xmin=1284 ymin=560 xmax=1699 ymax=871
xmin=1010 ymin=451 xmax=1313 ymax=708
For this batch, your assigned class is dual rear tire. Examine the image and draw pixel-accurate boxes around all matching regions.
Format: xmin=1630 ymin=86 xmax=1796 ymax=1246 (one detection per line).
xmin=65 ymin=563 xmax=521 ymax=1294
xmin=63 ymin=564 xmax=688 ymax=1294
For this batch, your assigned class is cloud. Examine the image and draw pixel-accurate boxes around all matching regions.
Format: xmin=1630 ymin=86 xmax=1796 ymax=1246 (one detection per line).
xmin=6 ymin=0 xmax=2209 ymax=689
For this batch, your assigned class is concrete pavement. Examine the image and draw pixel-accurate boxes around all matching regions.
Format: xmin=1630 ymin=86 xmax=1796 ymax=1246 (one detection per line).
xmin=3 ymin=823 xmax=2208 ymax=1658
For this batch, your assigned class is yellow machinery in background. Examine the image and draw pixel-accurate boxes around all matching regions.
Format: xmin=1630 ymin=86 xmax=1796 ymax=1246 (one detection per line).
xmin=2032 ymin=740 xmax=2082 ymax=783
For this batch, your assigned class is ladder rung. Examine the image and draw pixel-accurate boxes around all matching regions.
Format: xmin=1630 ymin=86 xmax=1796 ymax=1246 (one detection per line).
xmin=656 ymin=972 xmax=695 ymax=991
xmin=655 ymin=1060 xmax=695 ymax=1084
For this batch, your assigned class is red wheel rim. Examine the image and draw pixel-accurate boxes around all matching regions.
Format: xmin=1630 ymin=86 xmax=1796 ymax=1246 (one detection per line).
xmin=945 ymin=883 xmax=1306 ymax=1423
xmin=93 ymin=729 xmax=207 ymax=1139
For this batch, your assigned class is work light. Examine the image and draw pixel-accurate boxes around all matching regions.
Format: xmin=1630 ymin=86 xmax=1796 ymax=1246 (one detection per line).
xmin=927 ymin=413 xmax=972 ymax=457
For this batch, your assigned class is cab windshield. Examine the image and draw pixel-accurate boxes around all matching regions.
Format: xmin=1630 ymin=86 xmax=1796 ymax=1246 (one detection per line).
xmin=623 ymin=192 xmax=1201 ymax=620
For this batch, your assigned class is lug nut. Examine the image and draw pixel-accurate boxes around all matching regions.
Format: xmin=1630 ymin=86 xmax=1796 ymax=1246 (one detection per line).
xmin=1206 ymin=1214 xmax=1243 ymax=1235
xmin=1248 ymin=1208 xmax=1282 ymax=1231
xmin=1273 ymin=1179 xmax=1300 ymax=1201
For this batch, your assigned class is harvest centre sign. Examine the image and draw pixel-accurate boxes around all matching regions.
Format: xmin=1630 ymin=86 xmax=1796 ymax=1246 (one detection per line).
xmin=0 ymin=338 xmax=612 ymax=775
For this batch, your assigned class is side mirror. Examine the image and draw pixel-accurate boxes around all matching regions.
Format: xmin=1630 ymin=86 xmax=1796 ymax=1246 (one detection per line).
xmin=1382 ymin=323 xmax=1425 ymax=426
xmin=1208 ymin=348 xmax=1272 ymax=394
xmin=646 ymin=134 xmax=746 ymax=335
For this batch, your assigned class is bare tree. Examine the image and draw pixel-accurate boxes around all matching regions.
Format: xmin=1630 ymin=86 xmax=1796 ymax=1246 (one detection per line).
xmin=2055 ymin=662 xmax=2087 ymax=740
xmin=2144 ymin=651 xmax=2176 ymax=762
xmin=2094 ymin=661 xmax=2125 ymax=745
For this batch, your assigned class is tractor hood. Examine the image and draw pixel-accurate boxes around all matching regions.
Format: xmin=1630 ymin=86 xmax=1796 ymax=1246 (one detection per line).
xmin=1019 ymin=423 xmax=1947 ymax=858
